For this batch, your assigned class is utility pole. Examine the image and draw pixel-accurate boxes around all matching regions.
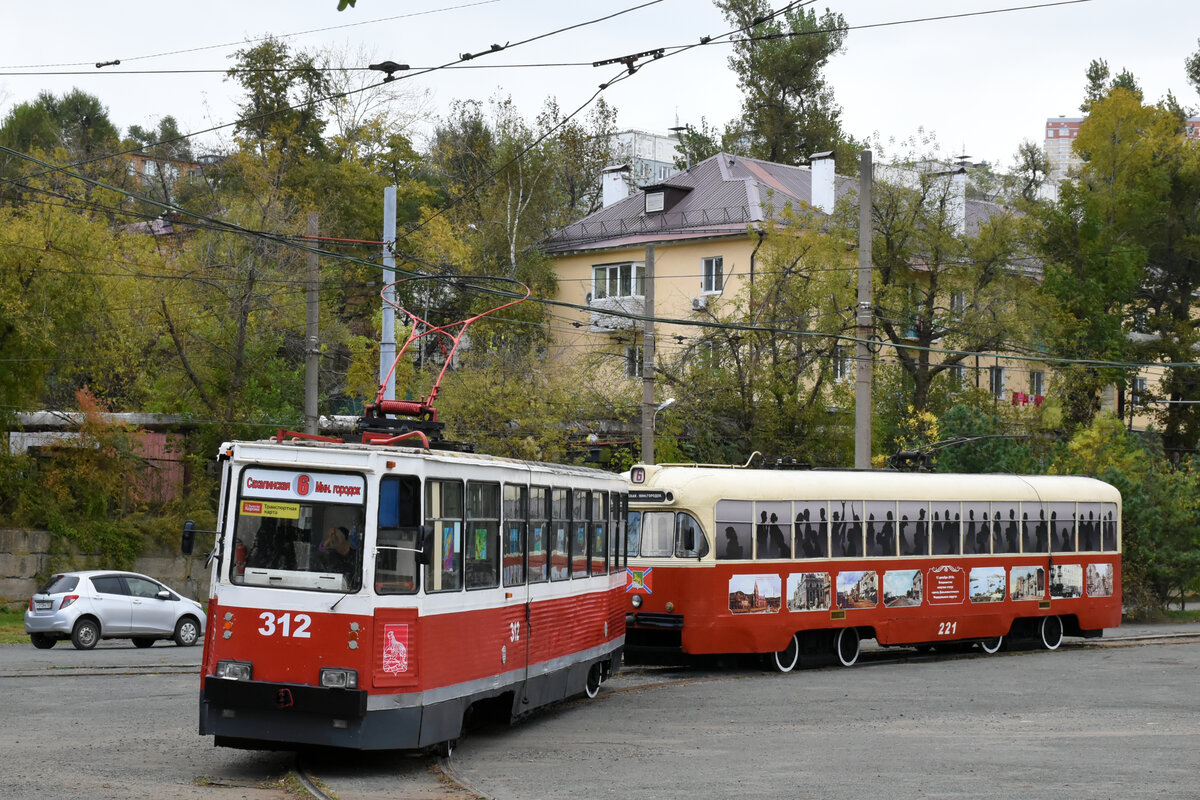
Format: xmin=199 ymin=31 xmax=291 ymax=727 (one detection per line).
xmin=641 ymin=245 xmax=656 ymax=465
xmin=304 ymin=212 xmax=319 ymax=435
xmin=855 ymin=150 xmax=874 ymax=470
xmin=380 ymin=187 xmax=397 ymax=402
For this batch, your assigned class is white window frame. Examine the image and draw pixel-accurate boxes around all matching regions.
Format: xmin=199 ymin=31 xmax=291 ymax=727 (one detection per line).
xmin=625 ymin=345 xmax=644 ymax=378
xmin=1132 ymin=376 xmax=1148 ymax=408
xmin=832 ymin=347 xmax=852 ymax=382
xmin=990 ymin=366 xmax=1006 ymax=399
xmin=593 ymin=262 xmax=645 ymax=300
xmin=1030 ymin=370 xmax=1044 ymax=397
xmin=701 ymin=256 xmax=724 ymax=294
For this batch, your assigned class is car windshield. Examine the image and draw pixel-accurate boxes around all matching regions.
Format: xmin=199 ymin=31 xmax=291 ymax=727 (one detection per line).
xmin=230 ymin=468 xmax=367 ymax=593
xmin=39 ymin=574 xmax=78 ymax=594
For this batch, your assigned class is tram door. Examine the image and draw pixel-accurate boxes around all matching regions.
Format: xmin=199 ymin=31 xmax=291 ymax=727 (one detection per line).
xmin=513 ymin=485 xmax=549 ymax=693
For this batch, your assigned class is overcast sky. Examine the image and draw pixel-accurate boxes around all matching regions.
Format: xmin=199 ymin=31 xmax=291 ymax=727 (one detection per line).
xmin=2 ymin=0 xmax=1198 ymax=169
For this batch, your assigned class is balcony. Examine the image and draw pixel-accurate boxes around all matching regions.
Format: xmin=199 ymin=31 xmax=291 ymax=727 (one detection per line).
xmin=589 ymin=294 xmax=644 ymax=333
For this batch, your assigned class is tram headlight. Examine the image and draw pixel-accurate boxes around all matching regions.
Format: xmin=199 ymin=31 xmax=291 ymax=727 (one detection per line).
xmin=631 ymin=594 xmax=643 ymax=609
xmin=215 ymin=659 xmax=253 ymax=681
xmin=320 ymin=667 xmax=359 ymax=689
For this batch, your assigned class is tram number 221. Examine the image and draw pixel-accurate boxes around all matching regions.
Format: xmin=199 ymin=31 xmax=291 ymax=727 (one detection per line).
xmin=937 ymin=621 xmax=958 ymax=636
xmin=258 ymin=611 xmax=313 ymax=638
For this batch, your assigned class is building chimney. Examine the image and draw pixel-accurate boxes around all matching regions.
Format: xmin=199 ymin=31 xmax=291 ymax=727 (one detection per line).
xmin=602 ymin=164 xmax=632 ymax=207
xmin=810 ymin=151 xmax=835 ymax=213
xmin=949 ymin=167 xmax=967 ymax=235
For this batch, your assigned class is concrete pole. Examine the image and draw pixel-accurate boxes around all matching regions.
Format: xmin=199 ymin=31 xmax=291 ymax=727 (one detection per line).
xmin=855 ymin=150 xmax=874 ymax=470
xmin=304 ymin=213 xmax=320 ymax=434
xmin=641 ymin=246 xmax=656 ymax=465
xmin=380 ymin=187 xmax=397 ymax=402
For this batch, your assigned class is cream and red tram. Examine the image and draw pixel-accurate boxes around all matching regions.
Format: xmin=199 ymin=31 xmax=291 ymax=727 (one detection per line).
xmin=185 ymin=430 xmax=627 ymax=752
xmin=623 ymin=463 xmax=1120 ymax=671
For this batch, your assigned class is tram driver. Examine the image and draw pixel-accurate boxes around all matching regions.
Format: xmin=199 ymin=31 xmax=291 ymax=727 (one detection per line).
xmin=320 ymin=526 xmax=356 ymax=576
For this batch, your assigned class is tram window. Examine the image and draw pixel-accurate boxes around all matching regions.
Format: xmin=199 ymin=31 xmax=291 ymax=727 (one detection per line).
xmin=591 ymin=491 xmax=607 ymax=575
xmin=1022 ymin=502 xmax=1047 ymax=553
xmin=793 ymin=501 xmax=829 ymax=558
xmin=550 ymin=489 xmax=570 ymax=580
xmin=1050 ymin=502 xmax=1076 ymax=553
xmin=626 ymin=510 xmax=642 ymax=562
xmin=897 ymin=501 xmax=930 ymax=556
xmin=675 ymin=513 xmax=709 ymax=558
xmin=715 ymin=500 xmax=752 ymax=560
xmin=502 ymin=485 xmax=527 ymax=586
xmin=640 ymin=512 xmax=675 ymax=557
xmin=1077 ymin=502 xmax=1102 ymax=551
xmin=830 ymin=500 xmax=863 ymax=558
xmin=992 ymin=503 xmax=1020 ymax=554
xmin=962 ymin=503 xmax=990 ymax=555
xmin=931 ymin=504 xmax=961 ymax=555
xmin=571 ymin=490 xmax=589 ymax=578
xmin=754 ymin=501 xmax=791 ymax=559
xmin=529 ymin=487 xmax=549 ymax=583
xmin=375 ymin=475 xmax=420 ymax=595
xmin=609 ymin=493 xmax=624 ymax=573
xmin=866 ymin=501 xmax=896 ymax=557
xmin=425 ymin=480 xmax=464 ymax=592
xmin=466 ymin=482 xmax=500 ymax=590
xmin=1101 ymin=503 xmax=1118 ymax=551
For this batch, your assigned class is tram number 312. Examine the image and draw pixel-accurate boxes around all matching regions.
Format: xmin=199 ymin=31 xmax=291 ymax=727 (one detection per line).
xmin=258 ymin=612 xmax=313 ymax=638
xmin=937 ymin=621 xmax=958 ymax=636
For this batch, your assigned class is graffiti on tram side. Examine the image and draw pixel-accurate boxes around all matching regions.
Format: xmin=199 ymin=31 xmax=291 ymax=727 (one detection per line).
xmin=836 ymin=571 xmax=878 ymax=609
xmin=729 ymin=574 xmax=782 ymax=613
xmin=970 ymin=567 xmax=1006 ymax=603
xmin=1010 ymin=566 xmax=1045 ymax=601
xmin=883 ymin=570 xmax=922 ymax=607
xmin=1087 ymin=563 xmax=1114 ymax=597
xmin=786 ymin=572 xmax=831 ymax=612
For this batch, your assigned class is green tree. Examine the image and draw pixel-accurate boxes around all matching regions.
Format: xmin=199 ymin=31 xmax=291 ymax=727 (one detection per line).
xmin=226 ymin=37 xmax=331 ymax=160
xmin=715 ymin=0 xmax=859 ymax=168
xmin=655 ymin=210 xmax=857 ymax=465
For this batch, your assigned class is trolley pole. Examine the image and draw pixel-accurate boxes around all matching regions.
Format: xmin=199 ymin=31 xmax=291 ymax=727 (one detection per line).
xmin=641 ymin=245 xmax=656 ymax=465
xmin=854 ymin=150 xmax=874 ymax=470
xmin=380 ymin=187 xmax=397 ymax=402
xmin=304 ymin=212 xmax=320 ymax=435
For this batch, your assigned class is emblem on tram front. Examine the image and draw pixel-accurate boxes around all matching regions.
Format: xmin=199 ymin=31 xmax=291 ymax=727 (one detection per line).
xmin=382 ymin=623 xmax=410 ymax=673
xmin=626 ymin=567 xmax=653 ymax=593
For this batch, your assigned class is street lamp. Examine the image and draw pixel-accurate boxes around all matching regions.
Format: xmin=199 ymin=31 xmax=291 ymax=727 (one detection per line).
xmin=653 ymin=397 xmax=675 ymax=429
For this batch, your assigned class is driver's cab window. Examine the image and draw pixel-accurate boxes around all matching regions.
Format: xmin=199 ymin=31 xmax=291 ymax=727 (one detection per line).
xmin=376 ymin=475 xmax=420 ymax=594
xmin=675 ymin=512 xmax=709 ymax=558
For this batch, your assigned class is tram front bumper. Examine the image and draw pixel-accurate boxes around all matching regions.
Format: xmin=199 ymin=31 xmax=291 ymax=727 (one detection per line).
xmin=203 ymin=676 xmax=367 ymax=718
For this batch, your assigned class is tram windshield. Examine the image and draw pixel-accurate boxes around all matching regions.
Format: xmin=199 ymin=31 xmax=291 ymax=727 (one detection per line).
xmin=229 ymin=467 xmax=367 ymax=593
xmin=627 ymin=510 xmax=710 ymax=558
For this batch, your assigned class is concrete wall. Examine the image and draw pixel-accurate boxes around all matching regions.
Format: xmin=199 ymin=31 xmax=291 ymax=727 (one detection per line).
xmin=0 ymin=529 xmax=211 ymax=610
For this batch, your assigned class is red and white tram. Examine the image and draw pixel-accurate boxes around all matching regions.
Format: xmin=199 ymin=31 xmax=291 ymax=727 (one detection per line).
xmin=623 ymin=463 xmax=1120 ymax=671
xmin=184 ymin=431 xmax=627 ymax=751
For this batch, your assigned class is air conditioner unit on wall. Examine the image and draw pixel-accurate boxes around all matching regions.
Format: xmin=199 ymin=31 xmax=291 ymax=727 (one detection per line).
xmin=691 ymin=296 xmax=708 ymax=311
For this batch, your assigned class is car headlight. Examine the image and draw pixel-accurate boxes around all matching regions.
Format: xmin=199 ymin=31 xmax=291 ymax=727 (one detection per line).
xmin=320 ymin=667 xmax=358 ymax=689
xmin=631 ymin=594 xmax=643 ymax=608
xmin=215 ymin=659 xmax=253 ymax=681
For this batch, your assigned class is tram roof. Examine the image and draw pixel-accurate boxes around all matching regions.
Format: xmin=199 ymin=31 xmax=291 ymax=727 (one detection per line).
xmin=223 ymin=438 xmax=624 ymax=483
xmin=632 ymin=464 xmax=1120 ymax=505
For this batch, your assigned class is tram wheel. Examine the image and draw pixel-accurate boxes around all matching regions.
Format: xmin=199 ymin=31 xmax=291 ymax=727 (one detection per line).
xmin=978 ymin=635 xmax=1004 ymax=655
xmin=584 ymin=663 xmax=603 ymax=698
xmin=835 ymin=627 xmax=860 ymax=667
xmin=1039 ymin=616 xmax=1064 ymax=651
xmin=772 ymin=634 xmax=800 ymax=673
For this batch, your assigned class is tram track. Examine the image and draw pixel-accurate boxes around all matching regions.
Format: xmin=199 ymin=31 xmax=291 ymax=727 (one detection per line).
xmin=289 ymin=631 xmax=1200 ymax=800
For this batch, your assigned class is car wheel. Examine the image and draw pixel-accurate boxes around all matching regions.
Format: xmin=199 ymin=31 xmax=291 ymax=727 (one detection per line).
xmin=173 ymin=617 xmax=200 ymax=647
xmin=30 ymin=633 xmax=56 ymax=649
xmin=71 ymin=619 xmax=100 ymax=650
xmin=132 ymin=637 xmax=156 ymax=648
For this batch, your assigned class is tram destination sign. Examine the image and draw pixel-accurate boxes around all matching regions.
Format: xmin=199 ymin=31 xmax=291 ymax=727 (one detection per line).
xmin=241 ymin=467 xmax=366 ymax=504
xmin=629 ymin=489 xmax=673 ymax=504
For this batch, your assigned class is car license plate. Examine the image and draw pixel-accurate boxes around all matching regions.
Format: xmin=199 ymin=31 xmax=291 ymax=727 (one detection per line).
xmin=35 ymin=600 xmax=51 ymax=611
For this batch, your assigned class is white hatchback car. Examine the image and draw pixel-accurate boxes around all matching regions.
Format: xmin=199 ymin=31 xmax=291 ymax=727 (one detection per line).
xmin=25 ymin=570 xmax=206 ymax=650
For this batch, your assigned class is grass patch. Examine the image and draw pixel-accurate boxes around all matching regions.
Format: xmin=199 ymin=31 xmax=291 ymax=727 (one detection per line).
xmin=0 ymin=607 xmax=28 ymax=644
xmin=1164 ymin=608 xmax=1200 ymax=623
